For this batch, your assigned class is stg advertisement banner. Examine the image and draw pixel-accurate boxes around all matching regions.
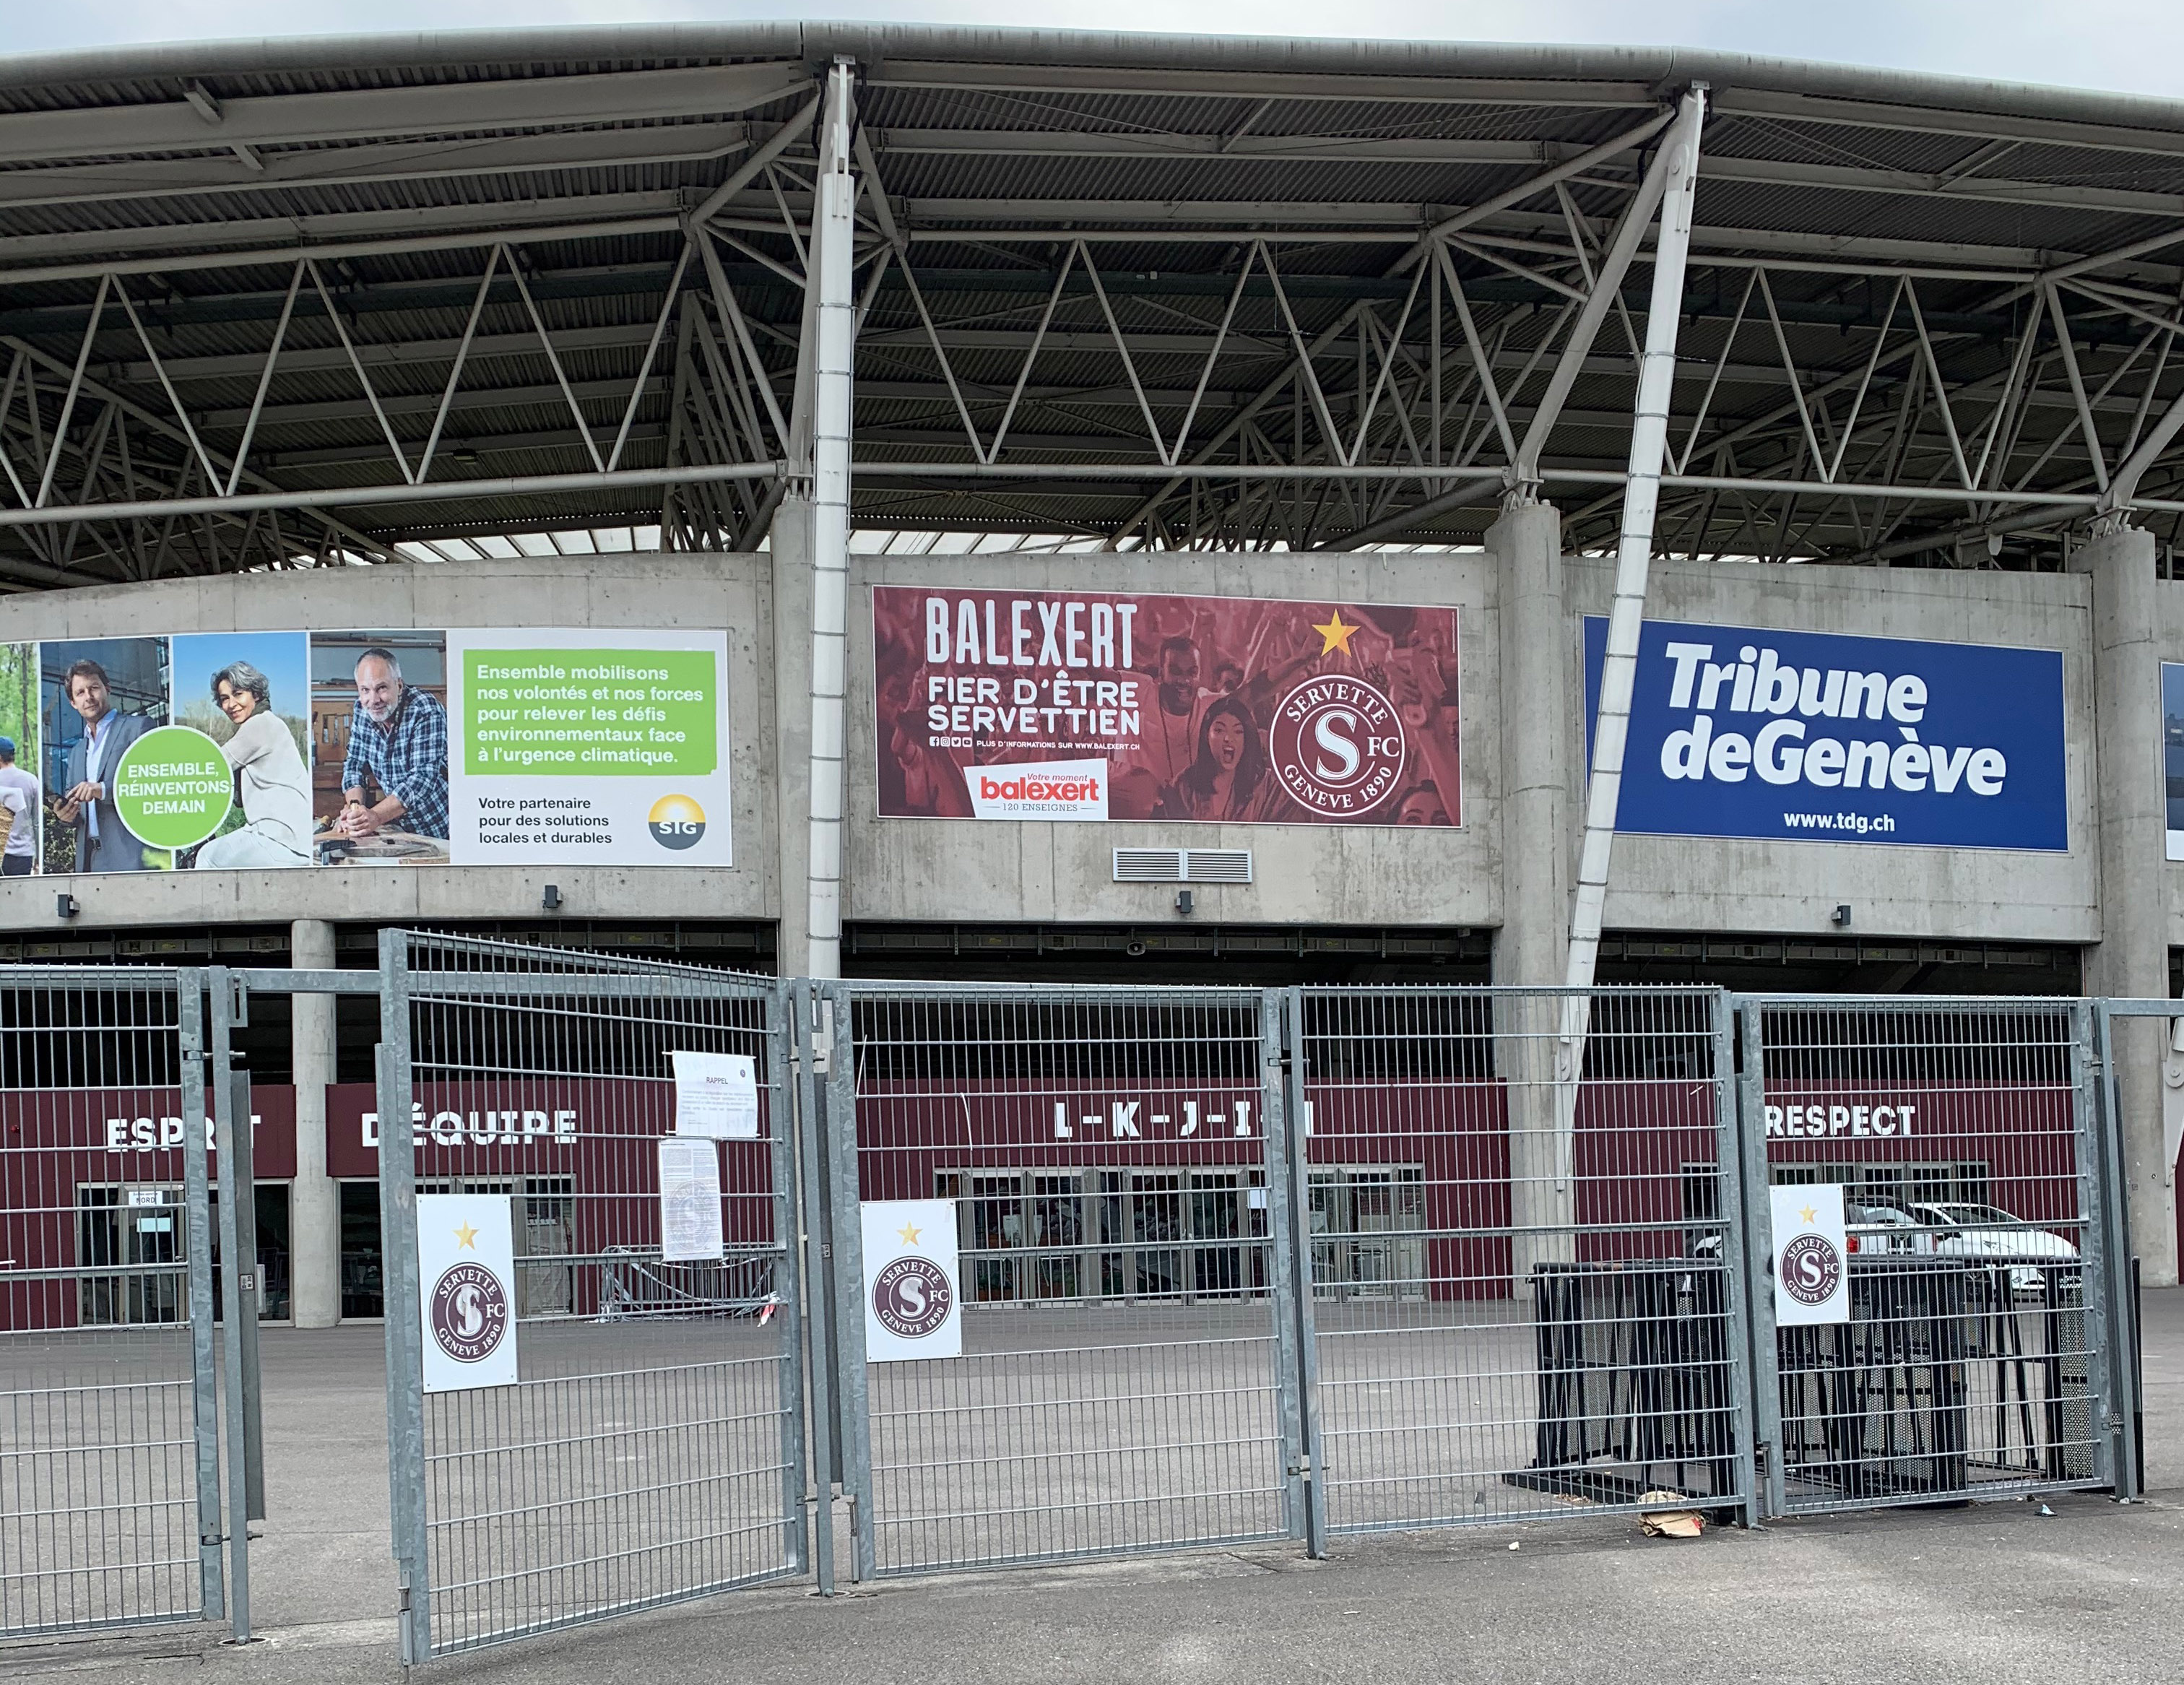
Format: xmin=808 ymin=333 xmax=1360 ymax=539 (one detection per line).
xmin=1582 ymin=616 xmax=2067 ymax=851
xmin=872 ymin=586 xmax=1462 ymax=826
xmin=0 ymin=625 xmax=729 ymax=876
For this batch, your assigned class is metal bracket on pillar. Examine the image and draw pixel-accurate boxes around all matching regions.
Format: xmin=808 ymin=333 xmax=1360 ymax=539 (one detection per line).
xmin=1499 ymin=467 xmax=1540 ymax=511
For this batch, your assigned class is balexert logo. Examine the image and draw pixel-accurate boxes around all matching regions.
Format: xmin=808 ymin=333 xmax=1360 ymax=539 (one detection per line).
xmin=977 ymin=772 xmax=1100 ymax=803
xmin=965 ymin=757 xmax=1110 ymax=821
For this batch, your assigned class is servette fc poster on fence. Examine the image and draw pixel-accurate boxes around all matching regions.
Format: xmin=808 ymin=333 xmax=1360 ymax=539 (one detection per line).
xmin=870 ymin=586 xmax=1462 ymax=827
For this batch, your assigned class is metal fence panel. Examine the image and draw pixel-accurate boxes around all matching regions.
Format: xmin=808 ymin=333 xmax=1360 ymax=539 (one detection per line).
xmin=1296 ymin=986 xmax=1749 ymax=1535
xmin=0 ymin=967 xmax=224 ymax=1638
xmin=378 ymin=933 xmax=805 ymax=1658
xmin=834 ymin=982 xmax=1297 ymax=1575
xmin=1741 ymin=996 xmax=2110 ymax=1514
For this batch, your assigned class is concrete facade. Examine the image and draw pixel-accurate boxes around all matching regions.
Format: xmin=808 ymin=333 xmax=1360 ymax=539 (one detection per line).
xmin=0 ymin=540 xmax=2118 ymax=956
xmin=3 ymin=532 xmax=2179 ymax=1275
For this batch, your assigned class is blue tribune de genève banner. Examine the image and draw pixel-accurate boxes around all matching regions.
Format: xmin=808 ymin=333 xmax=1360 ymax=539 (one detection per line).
xmin=1582 ymin=616 xmax=2068 ymax=852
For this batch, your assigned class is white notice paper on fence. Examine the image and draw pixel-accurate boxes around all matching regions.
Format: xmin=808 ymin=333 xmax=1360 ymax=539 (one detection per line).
xmin=658 ymin=1138 xmax=725 ymax=1262
xmin=671 ymin=1049 xmax=759 ymax=1139
xmin=417 ymin=1194 xmax=520 ymax=1393
xmin=1770 ymin=1183 xmax=1851 ymax=1327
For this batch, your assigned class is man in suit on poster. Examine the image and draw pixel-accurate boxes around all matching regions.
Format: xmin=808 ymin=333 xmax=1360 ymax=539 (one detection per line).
xmin=52 ymin=659 xmax=154 ymax=872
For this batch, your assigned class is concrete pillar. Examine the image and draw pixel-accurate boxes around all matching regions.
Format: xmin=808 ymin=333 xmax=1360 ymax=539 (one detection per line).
xmin=289 ymin=918 xmax=340 ymax=1327
xmin=770 ymin=495 xmax=820 ymax=977
xmin=1491 ymin=498 xmax=1577 ymax=1283
xmin=1494 ymin=498 xmax=1572 ymax=989
xmin=2071 ymin=523 xmax=2177 ymax=1283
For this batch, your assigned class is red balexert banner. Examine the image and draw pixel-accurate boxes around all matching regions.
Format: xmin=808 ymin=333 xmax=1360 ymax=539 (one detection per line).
xmin=872 ymin=586 xmax=1461 ymax=826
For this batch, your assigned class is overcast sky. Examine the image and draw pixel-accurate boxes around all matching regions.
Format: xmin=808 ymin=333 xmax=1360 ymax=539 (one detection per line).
xmin=6 ymin=0 xmax=2184 ymax=103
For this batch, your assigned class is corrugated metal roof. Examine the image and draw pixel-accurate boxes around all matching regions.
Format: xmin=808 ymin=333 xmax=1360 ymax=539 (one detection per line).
xmin=0 ymin=25 xmax=2178 ymax=580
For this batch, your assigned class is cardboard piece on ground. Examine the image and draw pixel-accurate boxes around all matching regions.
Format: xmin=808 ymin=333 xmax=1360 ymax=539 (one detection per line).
xmin=1639 ymin=1489 xmax=1704 ymax=1537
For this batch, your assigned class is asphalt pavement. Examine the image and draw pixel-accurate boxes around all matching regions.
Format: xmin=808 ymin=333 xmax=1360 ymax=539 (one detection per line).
xmin=8 ymin=1288 xmax=2184 ymax=1685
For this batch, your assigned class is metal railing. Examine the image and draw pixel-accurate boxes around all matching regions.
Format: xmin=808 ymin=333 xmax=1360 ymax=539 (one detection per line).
xmin=825 ymin=981 xmax=1304 ymax=1577
xmin=376 ymin=932 xmax=807 ymax=1661
xmin=0 ymin=967 xmax=224 ymax=1639
xmin=1 ymin=945 xmax=2150 ymax=1665
xmin=1294 ymin=986 xmax=1751 ymax=1535
xmin=1735 ymin=995 xmax=2124 ymax=1516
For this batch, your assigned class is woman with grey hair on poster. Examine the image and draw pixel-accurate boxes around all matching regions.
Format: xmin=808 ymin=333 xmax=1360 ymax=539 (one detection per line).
xmin=194 ymin=659 xmax=313 ymax=869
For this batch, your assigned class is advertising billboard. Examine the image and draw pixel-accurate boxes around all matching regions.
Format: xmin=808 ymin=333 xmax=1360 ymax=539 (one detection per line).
xmin=1582 ymin=616 xmax=2068 ymax=852
xmin=2163 ymin=662 xmax=2184 ymax=862
xmin=872 ymin=586 xmax=1462 ymax=827
xmin=4 ymin=627 xmax=729 ymax=875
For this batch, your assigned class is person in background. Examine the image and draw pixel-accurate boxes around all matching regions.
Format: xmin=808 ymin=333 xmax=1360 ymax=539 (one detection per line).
xmin=337 ymin=646 xmax=448 ymax=841
xmin=1394 ymin=781 xmax=1450 ymax=826
xmin=1155 ymin=695 xmax=1289 ymax=823
xmin=52 ymin=659 xmax=153 ymax=872
xmin=194 ymin=661 xmax=313 ymax=869
xmin=0 ymin=736 xmax=36 ymax=875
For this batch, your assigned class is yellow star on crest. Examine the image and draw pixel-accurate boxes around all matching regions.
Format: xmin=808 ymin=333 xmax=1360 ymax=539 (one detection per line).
xmin=1312 ymin=610 xmax=1358 ymax=657
xmin=454 ymin=1221 xmax=479 ymax=1249
xmin=898 ymin=1221 xmax=923 ymax=1247
xmin=1797 ymin=1204 xmax=1817 ymax=1227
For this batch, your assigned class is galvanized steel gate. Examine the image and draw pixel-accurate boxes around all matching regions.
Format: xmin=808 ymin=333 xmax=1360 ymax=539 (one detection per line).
xmin=1736 ymin=995 xmax=2136 ymax=1517
xmin=820 ymin=982 xmax=1309 ymax=1575
xmin=1293 ymin=986 xmax=1752 ymax=1538
xmin=374 ymin=932 xmax=808 ymax=1661
xmin=5 ymin=947 xmax=2149 ymax=1667
xmin=0 ymin=965 xmax=261 ymax=1644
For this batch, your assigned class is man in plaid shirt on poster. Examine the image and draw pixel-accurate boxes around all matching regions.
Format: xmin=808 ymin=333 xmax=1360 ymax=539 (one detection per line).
xmin=337 ymin=646 xmax=451 ymax=841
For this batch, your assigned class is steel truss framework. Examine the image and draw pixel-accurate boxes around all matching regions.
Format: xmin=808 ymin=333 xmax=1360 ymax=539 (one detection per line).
xmin=4 ymin=28 xmax=2184 ymax=585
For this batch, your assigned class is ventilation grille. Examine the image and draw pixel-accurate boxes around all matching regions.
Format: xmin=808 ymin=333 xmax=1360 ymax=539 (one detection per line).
xmin=1112 ymin=849 xmax=1253 ymax=885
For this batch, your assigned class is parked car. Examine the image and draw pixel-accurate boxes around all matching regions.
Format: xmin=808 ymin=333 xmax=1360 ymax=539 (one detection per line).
xmin=1903 ymin=1200 xmax=2080 ymax=1294
xmin=1690 ymin=1200 xmax=1915 ymax=1264
xmin=1844 ymin=1201 xmax=1918 ymax=1257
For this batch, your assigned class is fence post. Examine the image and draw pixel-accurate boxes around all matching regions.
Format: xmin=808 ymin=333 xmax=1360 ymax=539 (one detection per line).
xmin=373 ymin=930 xmax=430 ymax=1665
xmin=791 ymin=979 xmax=839 ymax=1595
xmin=824 ymin=981 xmax=875 ymax=1581
xmin=1273 ymin=987 xmax=1327 ymax=1556
xmin=2091 ymin=1000 xmax=2145 ymax=1499
xmin=177 ymin=972 xmax=226 ymax=1624
xmin=2068 ymin=1000 xmax=2115 ymax=1491
xmin=1708 ymin=989 xmax=1762 ymax=1528
xmin=206 ymin=968 xmax=256 ymax=1642
xmin=1732 ymin=998 xmax=1784 ymax=1520
xmin=1259 ymin=989 xmax=1304 ymax=1545
xmin=768 ymin=979 xmax=813 ymax=1580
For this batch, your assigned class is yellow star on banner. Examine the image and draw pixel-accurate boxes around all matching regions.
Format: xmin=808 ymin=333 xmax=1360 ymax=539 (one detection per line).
xmin=898 ymin=1221 xmax=923 ymax=1247
xmin=1312 ymin=610 xmax=1358 ymax=657
xmin=1798 ymin=1204 xmax=1817 ymax=1227
xmin=454 ymin=1221 xmax=479 ymax=1249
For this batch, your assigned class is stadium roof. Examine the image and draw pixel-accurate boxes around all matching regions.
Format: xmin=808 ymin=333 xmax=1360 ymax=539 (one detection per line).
xmin=2 ymin=23 xmax=2183 ymax=583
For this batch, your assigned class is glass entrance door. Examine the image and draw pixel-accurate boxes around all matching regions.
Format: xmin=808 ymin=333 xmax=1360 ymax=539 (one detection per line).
xmin=74 ymin=1184 xmax=187 ymax=1326
xmin=1308 ymin=1166 xmax=1426 ymax=1301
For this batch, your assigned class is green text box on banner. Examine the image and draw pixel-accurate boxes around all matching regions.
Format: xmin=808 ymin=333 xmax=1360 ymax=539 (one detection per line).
xmin=112 ymin=726 xmax=233 ymax=849
xmin=462 ymin=647 xmax=719 ymax=777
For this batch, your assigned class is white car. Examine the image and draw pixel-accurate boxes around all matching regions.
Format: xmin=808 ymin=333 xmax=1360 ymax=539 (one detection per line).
xmin=1842 ymin=1202 xmax=1921 ymax=1261
xmin=1904 ymin=1200 xmax=2080 ymax=1295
